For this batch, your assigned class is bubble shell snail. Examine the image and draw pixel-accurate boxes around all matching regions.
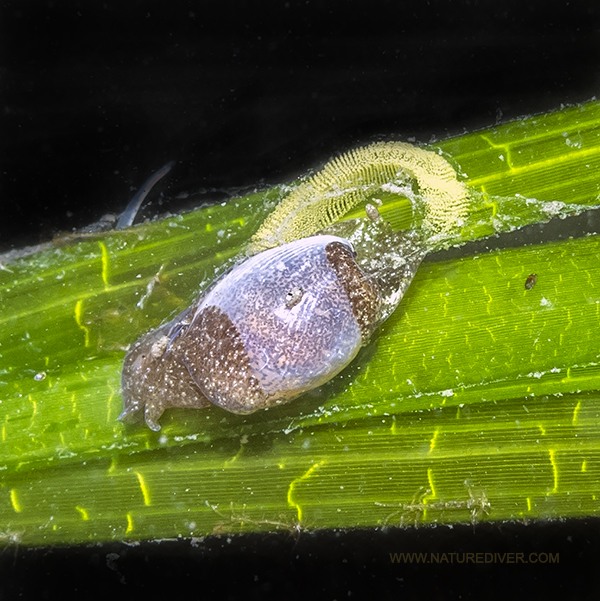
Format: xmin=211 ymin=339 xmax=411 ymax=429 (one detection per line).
xmin=120 ymin=142 xmax=471 ymax=430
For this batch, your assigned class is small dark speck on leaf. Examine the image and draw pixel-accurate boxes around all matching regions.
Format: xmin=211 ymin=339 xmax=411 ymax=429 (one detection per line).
xmin=525 ymin=274 xmax=538 ymax=290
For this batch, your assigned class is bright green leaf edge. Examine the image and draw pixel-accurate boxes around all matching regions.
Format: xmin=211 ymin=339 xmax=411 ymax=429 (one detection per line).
xmin=1 ymin=100 xmax=599 ymax=546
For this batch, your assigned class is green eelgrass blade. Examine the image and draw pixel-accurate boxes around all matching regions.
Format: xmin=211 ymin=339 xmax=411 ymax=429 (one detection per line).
xmin=1 ymin=100 xmax=599 ymax=545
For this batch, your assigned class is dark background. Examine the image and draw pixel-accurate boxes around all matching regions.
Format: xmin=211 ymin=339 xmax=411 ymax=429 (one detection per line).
xmin=2 ymin=1 xmax=599 ymax=251
xmin=2 ymin=0 xmax=600 ymax=598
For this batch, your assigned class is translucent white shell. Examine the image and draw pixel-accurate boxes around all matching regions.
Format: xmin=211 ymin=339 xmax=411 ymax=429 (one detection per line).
xmin=189 ymin=235 xmax=371 ymax=405
xmin=120 ymin=234 xmax=388 ymax=430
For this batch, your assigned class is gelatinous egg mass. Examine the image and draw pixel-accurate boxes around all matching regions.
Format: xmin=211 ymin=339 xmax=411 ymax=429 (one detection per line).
xmin=121 ymin=235 xmax=391 ymax=431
